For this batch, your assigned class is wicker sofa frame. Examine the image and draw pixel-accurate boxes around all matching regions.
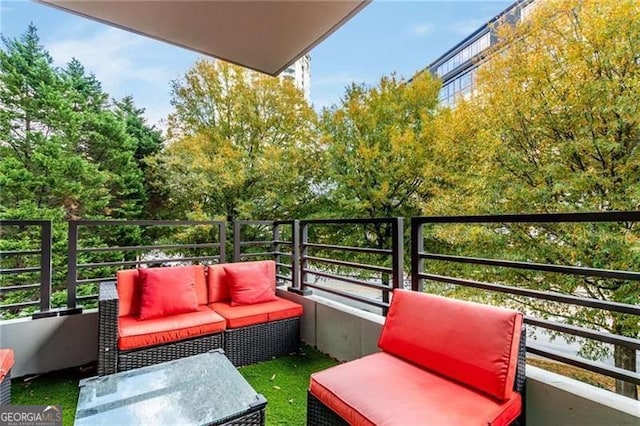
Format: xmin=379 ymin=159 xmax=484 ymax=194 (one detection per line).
xmin=307 ymin=329 xmax=527 ymax=426
xmin=224 ymin=316 xmax=300 ymax=367
xmin=98 ymin=281 xmax=224 ymax=376
xmin=0 ymin=370 xmax=10 ymax=405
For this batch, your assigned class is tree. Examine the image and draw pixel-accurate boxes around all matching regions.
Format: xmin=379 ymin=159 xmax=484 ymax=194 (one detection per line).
xmin=320 ymin=72 xmax=441 ymax=244
xmin=438 ymin=0 xmax=640 ymax=398
xmin=152 ymin=59 xmax=322 ymax=221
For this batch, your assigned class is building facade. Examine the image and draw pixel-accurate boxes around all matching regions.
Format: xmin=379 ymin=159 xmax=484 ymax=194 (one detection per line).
xmin=428 ymin=0 xmax=536 ymax=107
xmin=279 ymin=54 xmax=311 ymax=102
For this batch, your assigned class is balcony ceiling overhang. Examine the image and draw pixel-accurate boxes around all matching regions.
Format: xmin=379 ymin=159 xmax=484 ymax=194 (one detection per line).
xmin=36 ymin=0 xmax=370 ymax=76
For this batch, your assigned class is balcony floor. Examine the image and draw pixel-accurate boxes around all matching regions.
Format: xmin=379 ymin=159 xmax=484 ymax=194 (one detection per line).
xmin=12 ymin=345 xmax=338 ymax=426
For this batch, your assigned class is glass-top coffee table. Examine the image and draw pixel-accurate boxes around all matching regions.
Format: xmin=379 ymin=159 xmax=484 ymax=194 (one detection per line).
xmin=75 ymin=349 xmax=266 ymax=425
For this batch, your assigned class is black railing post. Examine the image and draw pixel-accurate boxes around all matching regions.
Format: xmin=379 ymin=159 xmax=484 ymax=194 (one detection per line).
xmin=233 ymin=221 xmax=241 ymax=262
xmin=219 ymin=222 xmax=226 ymax=264
xmin=289 ymin=221 xmax=311 ymax=295
xmin=65 ymin=221 xmax=82 ymax=314
xmin=287 ymin=220 xmax=308 ymax=294
xmin=411 ymin=217 xmax=424 ymax=292
xmin=391 ymin=217 xmax=404 ymax=292
xmin=39 ymin=220 xmax=52 ymax=313
xmin=272 ymin=223 xmax=281 ymax=271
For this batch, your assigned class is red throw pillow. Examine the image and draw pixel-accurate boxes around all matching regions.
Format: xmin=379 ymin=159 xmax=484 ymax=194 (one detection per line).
xmin=138 ymin=266 xmax=199 ymax=320
xmin=224 ymin=262 xmax=278 ymax=306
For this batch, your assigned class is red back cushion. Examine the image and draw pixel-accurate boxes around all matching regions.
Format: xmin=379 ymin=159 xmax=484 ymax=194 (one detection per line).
xmin=116 ymin=269 xmax=141 ymax=317
xmin=207 ymin=264 xmax=230 ymax=303
xmin=117 ymin=266 xmax=208 ymax=317
xmin=378 ymin=289 xmax=523 ymax=401
xmin=223 ymin=261 xmax=278 ymax=306
xmin=136 ymin=266 xmax=206 ymax=320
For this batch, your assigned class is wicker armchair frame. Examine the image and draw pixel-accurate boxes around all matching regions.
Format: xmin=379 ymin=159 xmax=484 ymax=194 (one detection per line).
xmin=98 ymin=281 xmax=224 ymax=375
xmin=0 ymin=370 xmax=10 ymax=405
xmin=307 ymin=329 xmax=527 ymax=426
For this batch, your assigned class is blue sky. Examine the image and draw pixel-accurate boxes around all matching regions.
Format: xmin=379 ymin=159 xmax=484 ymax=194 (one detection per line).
xmin=0 ymin=0 xmax=511 ymax=127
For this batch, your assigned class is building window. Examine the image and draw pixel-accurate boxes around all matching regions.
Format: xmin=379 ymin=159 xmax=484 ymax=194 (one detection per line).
xmin=435 ymin=32 xmax=491 ymax=77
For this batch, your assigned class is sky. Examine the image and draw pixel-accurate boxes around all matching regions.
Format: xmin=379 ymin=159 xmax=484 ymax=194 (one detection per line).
xmin=0 ymin=0 xmax=512 ymax=127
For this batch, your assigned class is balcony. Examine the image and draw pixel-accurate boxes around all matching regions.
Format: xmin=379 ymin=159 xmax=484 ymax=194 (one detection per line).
xmin=1 ymin=213 xmax=639 ymax=424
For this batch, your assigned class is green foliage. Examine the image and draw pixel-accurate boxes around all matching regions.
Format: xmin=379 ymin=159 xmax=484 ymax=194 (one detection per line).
xmin=152 ymin=60 xmax=323 ymax=221
xmin=0 ymin=26 xmax=165 ymax=317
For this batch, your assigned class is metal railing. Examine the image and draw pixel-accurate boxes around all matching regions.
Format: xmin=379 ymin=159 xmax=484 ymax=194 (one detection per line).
xmin=411 ymin=211 xmax=640 ymax=387
xmin=67 ymin=220 xmax=226 ymax=310
xmin=0 ymin=220 xmax=53 ymax=318
xmin=233 ymin=220 xmax=298 ymax=287
xmin=297 ymin=218 xmax=404 ymax=315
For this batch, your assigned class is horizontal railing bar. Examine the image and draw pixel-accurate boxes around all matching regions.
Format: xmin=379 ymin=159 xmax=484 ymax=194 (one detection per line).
xmin=304 ymin=243 xmax=392 ymax=255
xmin=527 ymin=343 xmax=640 ymax=385
xmin=0 ymin=300 xmax=40 ymax=309
xmin=0 ymin=284 xmax=41 ymax=292
xmin=0 ymin=220 xmax=49 ymax=226
xmin=304 ymin=255 xmax=392 ymax=274
xmin=306 ymin=269 xmax=391 ymax=291
xmin=420 ymin=273 xmax=640 ymax=315
xmin=1 ymin=250 xmax=41 ymax=256
xmin=0 ymin=267 xmax=40 ymax=275
xmin=71 ymin=220 xmax=225 ymax=226
xmin=239 ymin=241 xmax=272 ymax=247
xmin=304 ymin=282 xmax=389 ymax=308
xmin=276 ymin=274 xmax=292 ymax=282
xmin=77 ymin=256 xmax=221 ymax=268
xmin=421 ymin=253 xmax=640 ymax=281
xmin=274 ymin=251 xmax=293 ymax=257
xmin=525 ymin=317 xmax=640 ymax=351
xmin=302 ymin=218 xmax=396 ymax=225
xmin=234 ymin=220 xmax=274 ymax=225
xmin=415 ymin=211 xmax=640 ymax=224
xmin=276 ymin=263 xmax=292 ymax=270
xmin=77 ymin=294 xmax=97 ymax=301
xmin=273 ymin=240 xmax=293 ymax=245
xmin=273 ymin=220 xmax=294 ymax=226
xmin=237 ymin=252 xmax=274 ymax=258
xmin=79 ymin=243 xmax=221 ymax=253
xmin=76 ymin=277 xmax=115 ymax=284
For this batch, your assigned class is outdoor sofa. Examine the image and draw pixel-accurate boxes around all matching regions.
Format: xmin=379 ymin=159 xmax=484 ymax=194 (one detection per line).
xmin=98 ymin=260 xmax=302 ymax=375
xmin=0 ymin=348 xmax=14 ymax=405
xmin=307 ymin=289 xmax=526 ymax=425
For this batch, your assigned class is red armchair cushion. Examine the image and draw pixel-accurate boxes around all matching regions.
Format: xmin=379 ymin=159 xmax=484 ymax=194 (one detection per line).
xmin=223 ymin=261 xmax=278 ymax=306
xmin=118 ymin=305 xmax=226 ymax=350
xmin=210 ymin=297 xmax=303 ymax=328
xmin=0 ymin=349 xmax=14 ymax=382
xmin=117 ymin=266 xmax=208 ymax=317
xmin=138 ymin=266 xmax=200 ymax=320
xmin=378 ymin=289 xmax=523 ymax=401
xmin=310 ymin=352 xmax=521 ymax=426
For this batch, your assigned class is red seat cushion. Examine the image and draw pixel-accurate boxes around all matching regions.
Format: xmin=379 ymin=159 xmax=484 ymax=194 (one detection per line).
xmin=0 ymin=349 xmax=14 ymax=381
xmin=118 ymin=305 xmax=226 ymax=350
xmin=378 ymin=289 xmax=523 ymax=401
xmin=224 ymin=261 xmax=278 ymax=306
xmin=117 ymin=266 xmax=208 ymax=317
xmin=310 ymin=352 xmax=521 ymax=426
xmin=210 ymin=297 xmax=303 ymax=329
xmin=138 ymin=266 xmax=201 ymax=320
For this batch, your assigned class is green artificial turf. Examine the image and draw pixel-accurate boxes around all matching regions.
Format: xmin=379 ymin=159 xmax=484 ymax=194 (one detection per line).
xmin=10 ymin=345 xmax=338 ymax=426
xmin=239 ymin=345 xmax=338 ymax=425
xmin=11 ymin=368 xmax=89 ymax=426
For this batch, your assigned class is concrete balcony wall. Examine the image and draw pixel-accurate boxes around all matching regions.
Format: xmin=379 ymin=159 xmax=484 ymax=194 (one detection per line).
xmin=1 ymin=291 xmax=638 ymax=425
xmin=0 ymin=311 xmax=97 ymax=377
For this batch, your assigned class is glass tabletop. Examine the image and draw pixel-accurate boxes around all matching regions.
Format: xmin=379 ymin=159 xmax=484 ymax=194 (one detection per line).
xmin=75 ymin=350 xmax=266 ymax=425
